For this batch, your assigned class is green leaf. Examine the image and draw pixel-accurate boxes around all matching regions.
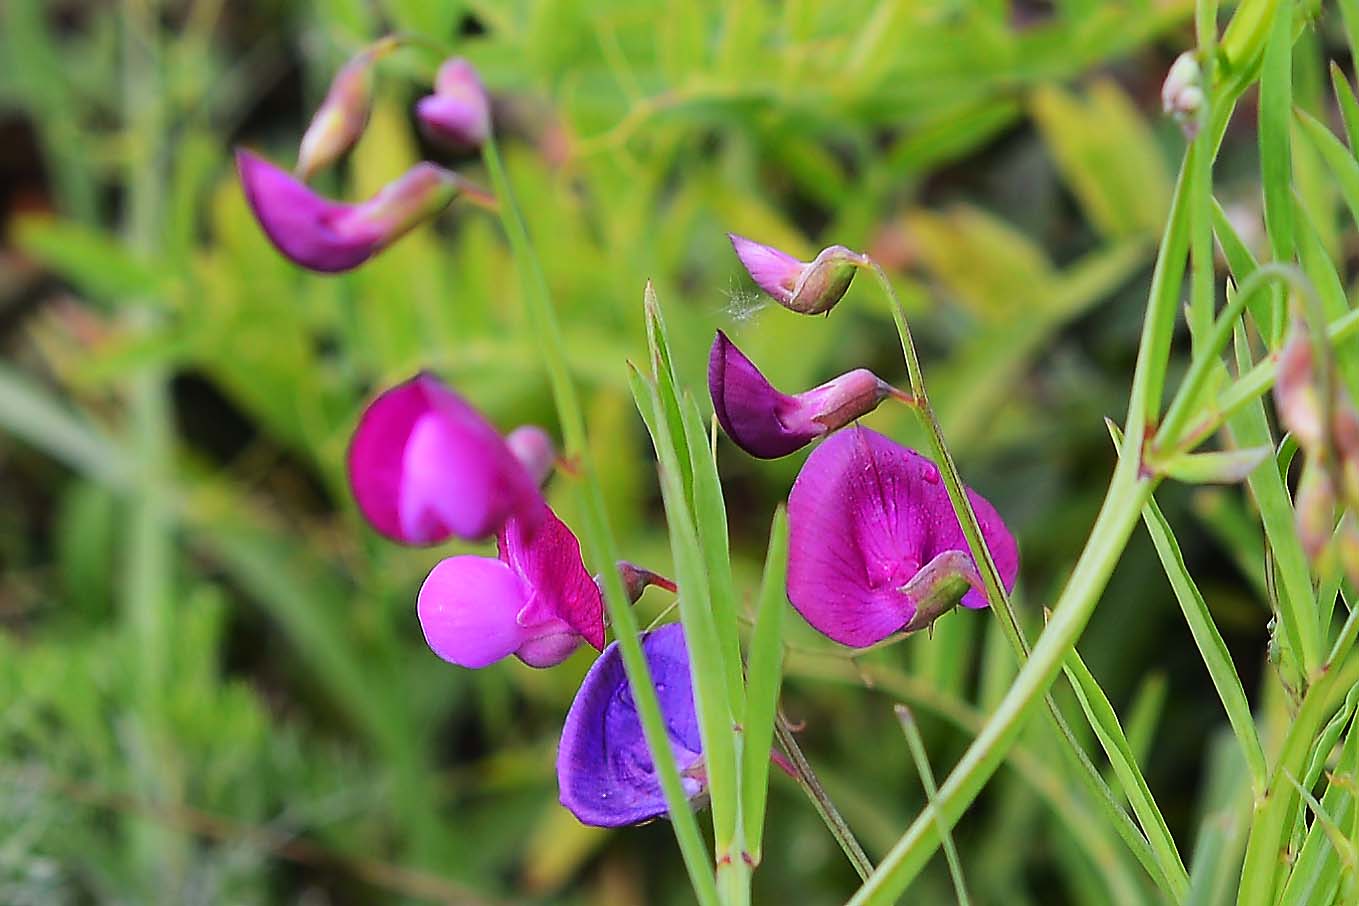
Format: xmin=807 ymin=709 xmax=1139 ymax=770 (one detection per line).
xmin=1294 ymin=107 xmax=1359 ymax=237
xmin=741 ymin=505 xmax=788 ymax=866
xmin=14 ymin=216 xmax=168 ymax=303
xmin=1258 ymin=3 xmax=1294 ymax=262
xmin=1029 ymin=79 xmax=1171 ymax=239
xmin=1061 ymin=645 xmax=1188 ymax=895
xmin=1156 ymin=446 xmax=1271 ymax=484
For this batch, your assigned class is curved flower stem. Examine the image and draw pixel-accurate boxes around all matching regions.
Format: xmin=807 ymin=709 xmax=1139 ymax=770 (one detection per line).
xmin=857 ymin=258 xmax=1188 ymax=898
xmin=847 ymin=143 xmax=1196 ymax=903
xmin=480 ymin=134 xmax=721 ymax=906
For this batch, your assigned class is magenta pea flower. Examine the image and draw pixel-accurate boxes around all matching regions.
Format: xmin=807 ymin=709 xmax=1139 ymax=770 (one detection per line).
xmin=346 ymin=372 xmax=545 ymax=545
xmin=418 ymin=502 xmax=605 ymax=668
xmin=787 ymin=427 xmax=1019 ymax=648
xmin=416 ymin=58 xmax=491 ymax=150
xmin=709 ymin=330 xmax=899 ymax=459
xmin=557 ymin=623 xmax=704 ymax=826
xmin=729 ymin=233 xmax=863 ymax=315
xmin=236 ymin=150 xmax=461 ymax=273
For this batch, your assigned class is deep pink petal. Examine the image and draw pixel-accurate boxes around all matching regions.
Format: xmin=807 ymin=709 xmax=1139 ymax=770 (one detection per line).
xmin=728 ymin=233 xmax=803 ymax=303
xmin=499 ymin=504 xmax=606 ymax=650
xmin=236 ymin=149 xmax=380 ymax=273
xmin=417 ymin=556 xmax=531 ymax=668
xmin=708 ymin=331 xmax=815 ymax=459
xmin=787 ymin=427 xmax=1018 ymax=647
xmin=346 ymin=373 xmax=540 ymax=545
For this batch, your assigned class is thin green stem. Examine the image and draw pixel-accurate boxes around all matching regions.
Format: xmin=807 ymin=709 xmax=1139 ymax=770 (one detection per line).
xmin=774 ymin=717 xmax=875 ymax=881
xmin=848 ymin=122 xmax=1194 ymax=903
xmin=480 ymin=135 xmax=720 ymax=906
xmin=860 ymin=259 xmax=1185 ymax=897
xmin=1155 ymin=263 xmax=1318 ymax=454
xmin=895 ymin=706 xmax=972 ymax=906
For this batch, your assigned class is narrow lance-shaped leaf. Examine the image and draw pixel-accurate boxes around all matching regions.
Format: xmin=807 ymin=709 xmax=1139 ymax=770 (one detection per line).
xmin=742 ymin=506 xmax=789 ymax=865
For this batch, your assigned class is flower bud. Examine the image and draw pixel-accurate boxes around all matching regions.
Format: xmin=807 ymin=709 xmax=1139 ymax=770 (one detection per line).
xmin=237 ymin=150 xmax=461 ymax=273
xmin=1294 ymin=461 xmax=1338 ymax=563
xmin=1162 ymin=51 xmax=1204 ymax=137
xmin=416 ymin=58 xmax=491 ymax=150
xmin=728 ymin=234 xmax=863 ymax=315
xmin=612 ymin=562 xmax=677 ymax=602
xmin=296 ymin=49 xmax=379 ymax=180
xmin=709 ymin=330 xmax=896 ymax=459
xmin=1274 ymin=321 xmax=1325 ymax=451
xmin=505 ymin=425 xmax=557 ymax=486
xmin=557 ymin=624 xmax=705 ymax=826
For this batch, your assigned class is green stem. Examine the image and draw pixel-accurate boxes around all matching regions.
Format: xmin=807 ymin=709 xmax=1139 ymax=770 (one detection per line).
xmin=1154 ymin=263 xmax=1318 ymax=454
xmin=774 ymin=717 xmax=875 ymax=881
xmin=861 ymin=260 xmax=1186 ymax=897
xmin=480 ymin=135 xmax=720 ymax=906
xmin=848 ymin=129 xmax=1194 ymax=905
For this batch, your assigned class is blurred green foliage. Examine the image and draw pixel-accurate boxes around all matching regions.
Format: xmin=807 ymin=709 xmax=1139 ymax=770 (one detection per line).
xmin=2 ymin=0 xmax=1348 ymax=903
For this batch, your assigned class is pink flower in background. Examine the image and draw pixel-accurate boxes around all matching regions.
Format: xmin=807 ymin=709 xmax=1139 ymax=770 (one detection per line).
xmin=346 ymin=373 xmax=546 ymax=545
xmin=295 ymin=48 xmax=379 ymax=179
xmin=787 ymin=427 xmax=1018 ymax=648
xmin=709 ymin=330 xmax=897 ymax=459
xmin=416 ymin=58 xmax=492 ymax=150
xmin=237 ymin=151 xmax=461 ymax=273
xmin=728 ymin=233 xmax=863 ymax=315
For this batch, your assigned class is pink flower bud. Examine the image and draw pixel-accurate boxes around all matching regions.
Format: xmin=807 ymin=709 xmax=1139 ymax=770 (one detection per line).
xmin=1294 ymin=461 xmax=1337 ymax=562
xmin=416 ymin=58 xmax=491 ymax=150
xmin=709 ymin=330 xmax=895 ymax=458
xmin=237 ymin=150 xmax=461 ymax=273
xmin=296 ymin=50 xmax=378 ymax=179
xmin=1274 ymin=322 xmax=1325 ymax=451
xmin=505 ymin=425 xmax=557 ymax=486
xmin=728 ymin=234 xmax=863 ymax=315
xmin=1162 ymin=52 xmax=1204 ymax=137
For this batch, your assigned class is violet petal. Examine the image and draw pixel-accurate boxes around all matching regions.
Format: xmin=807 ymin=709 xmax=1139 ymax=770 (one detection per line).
xmin=557 ymin=624 xmax=703 ymax=827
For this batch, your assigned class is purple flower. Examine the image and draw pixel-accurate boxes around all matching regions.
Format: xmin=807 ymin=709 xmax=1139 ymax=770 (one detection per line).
xmin=416 ymin=58 xmax=491 ymax=150
xmin=787 ymin=427 xmax=1019 ymax=648
xmin=346 ymin=373 xmax=544 ymax=545
xmin=709 ymin=330 xmax=896 ymax=459
xmin=418 ymin=503 xmax=605 ymax=668
xmin=237 ymin=150 xmax=460 ymax=273
xmin=557 ymin=623 xmax=704 ymax=826
xmin=729 ymin=233 xmax=863 ymax=315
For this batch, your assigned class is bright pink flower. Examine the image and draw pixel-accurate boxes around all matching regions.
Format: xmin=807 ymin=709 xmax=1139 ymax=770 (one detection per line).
xmin=787 ymin=427 xmax=1018 ymax=647
xmin=418 ymin=503 xmax=606 ymax=668
xmin=346 ymin=373 xmax=544 ymax=545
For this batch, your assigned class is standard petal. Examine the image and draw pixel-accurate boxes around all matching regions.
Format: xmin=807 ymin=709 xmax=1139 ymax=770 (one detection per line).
xmin=728 ymin=233 xmax=803 ymax=303
xmin=417 ymin=556 xmax=531 ymax=668
xmin=416 ymin=58 xmax=491 ymax=149
xmin=346 ymin=373 xmax=540 ymax=545
xmin=557 ymin=625 xmax=702 ymax=827
xmin=787 ymin=427 xmax=1018 ymax=647
xmin=236 ymin=149 xmax=380 ymax=273
xmin=499 ymin=505 xmax=605 ymax=650
xmin=708 ymin=330 xmax=815 ymax=459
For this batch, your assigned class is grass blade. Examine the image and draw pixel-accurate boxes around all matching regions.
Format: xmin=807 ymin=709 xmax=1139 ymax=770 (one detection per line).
xmin=742 ymin=506 xmax=789 ymax=865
